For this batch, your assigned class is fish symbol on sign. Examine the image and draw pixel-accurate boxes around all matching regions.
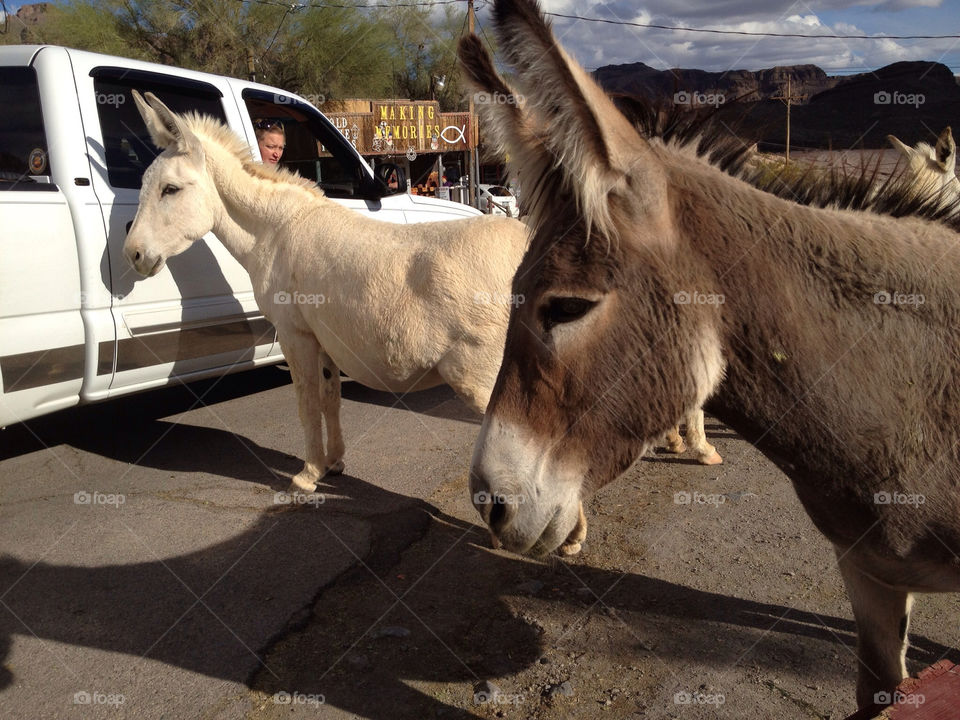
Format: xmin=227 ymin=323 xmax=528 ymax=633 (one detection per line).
xmin=440 ymin=124 xmax=466 ymax=145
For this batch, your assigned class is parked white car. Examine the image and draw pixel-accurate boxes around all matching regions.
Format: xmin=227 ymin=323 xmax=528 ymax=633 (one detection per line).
xmin=0 ymin=45 xmax=481 ymax=426
xmin=478 ymin=183 xmax=518 ymax=217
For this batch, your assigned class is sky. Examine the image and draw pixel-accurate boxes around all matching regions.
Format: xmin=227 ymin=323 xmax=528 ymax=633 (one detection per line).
xmin=3 ymin=1 xmax=957 ymax=76
xmin=475 ymin=0 xmax=960 ymax=75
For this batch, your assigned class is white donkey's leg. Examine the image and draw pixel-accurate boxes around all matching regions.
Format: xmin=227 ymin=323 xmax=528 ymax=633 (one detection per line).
xmin=664 ymin=426 xmax=686 ymax=454
xmin=279 ymin=333 xmax=329 ymax=493
xmin=317 ymin=350 xmax=345 ymax=476
xmin=836 ymin=551 xmax=913 ymax=708
xmin=683 ymin=408 xmax=722 ymax=465
xmin=559 ymin=501 xmax=587 ymax=556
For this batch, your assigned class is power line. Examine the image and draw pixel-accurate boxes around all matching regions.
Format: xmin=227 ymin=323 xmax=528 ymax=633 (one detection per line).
xmin=233 ymin=1 xmax=960 ymax=41
xmin=549 ymin=12 xmax=960 ymax=40
xmin=544 ymin=12 xmax=960 ymax=40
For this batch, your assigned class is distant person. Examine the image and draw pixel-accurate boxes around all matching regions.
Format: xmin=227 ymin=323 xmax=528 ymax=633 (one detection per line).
xmin=254 ymin=119 xmax=285 ymax=165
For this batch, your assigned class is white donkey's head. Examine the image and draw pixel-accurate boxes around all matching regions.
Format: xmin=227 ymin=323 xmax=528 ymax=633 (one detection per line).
xmin=888 ymin=127 xmax=960 ymax=207
xmin=124 ymin=91 xmax=219 ymax=277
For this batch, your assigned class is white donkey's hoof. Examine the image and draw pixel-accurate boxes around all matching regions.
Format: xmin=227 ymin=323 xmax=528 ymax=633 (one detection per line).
xmin=290 ymin=472 xmax=319 ymax=494
xmin=697 ymin=448 xmax=723 ymax=465
xmin=665 ymin=440 xmax=687 ymax=454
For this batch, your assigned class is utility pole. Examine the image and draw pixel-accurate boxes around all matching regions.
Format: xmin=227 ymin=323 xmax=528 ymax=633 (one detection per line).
xmin=247 ymin=49 xmax=256 ymax=83
xmin=773 ymin=75 xmax=806 ymax=165
xmin=468 ymin=0 xmax=479 ymax=209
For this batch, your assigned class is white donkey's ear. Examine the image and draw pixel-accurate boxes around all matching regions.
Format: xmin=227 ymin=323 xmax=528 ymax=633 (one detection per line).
xmin=132 ymin=90 xmax=202 ymax=160
xmin=484 ymin=0 xmax=656 ymax=239
xmin=934 ymin=126 xmax=956 ymax=172
xmin=887 ymin=134 xmax=916 ymax=160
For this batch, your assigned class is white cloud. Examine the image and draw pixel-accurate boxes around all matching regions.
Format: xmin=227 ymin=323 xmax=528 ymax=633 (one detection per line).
xmin=522 ymin=1 xmax=953 ymax=73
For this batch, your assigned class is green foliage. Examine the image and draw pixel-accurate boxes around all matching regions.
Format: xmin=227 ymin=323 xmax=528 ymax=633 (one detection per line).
xmin=2 ymin=0 xmax=478 ymax=109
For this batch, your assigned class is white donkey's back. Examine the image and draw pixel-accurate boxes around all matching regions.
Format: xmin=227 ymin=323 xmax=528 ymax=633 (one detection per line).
xmin=264 ymin=208 xmax=528 ymax=405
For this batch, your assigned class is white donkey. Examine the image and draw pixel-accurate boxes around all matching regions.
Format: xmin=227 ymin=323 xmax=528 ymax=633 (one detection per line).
xmin=888 ymin=126 xmax=960 ymax=208
xmin=124 ymin=92 xmax=529 ymax=495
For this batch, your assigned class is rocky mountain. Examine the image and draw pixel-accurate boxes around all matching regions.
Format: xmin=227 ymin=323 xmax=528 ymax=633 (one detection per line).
xmin=2 ymin=2 xmax=50 ymax=42
xmin=595 ymin=62 xmax=838 ymax=104
xmin=595 ymin=60 xmax=960 ymax=149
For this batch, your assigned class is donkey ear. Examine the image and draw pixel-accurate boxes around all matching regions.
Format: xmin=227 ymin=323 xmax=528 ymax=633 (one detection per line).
xmin=487 ymin=0 xmax=655 ymax=238
xmin=887 ymin=134 xmax=916 ymax=160
xmin=133 ymin=90 xmax=178 ymax=149
xmin=934 ymin=127 xmax=955 ymax=171
xmin=458 ymin=34 xmax=555 ymax=224
xmin=133 ymin=90 xmax=202 ymax=160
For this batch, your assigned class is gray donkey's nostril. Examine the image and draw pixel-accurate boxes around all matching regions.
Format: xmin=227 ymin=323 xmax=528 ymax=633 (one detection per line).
xmin=134 ymin=251 xmax=141 ymax=262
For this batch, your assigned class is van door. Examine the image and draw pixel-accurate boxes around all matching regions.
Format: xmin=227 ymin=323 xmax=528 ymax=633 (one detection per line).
xmin=0 ymin=64 xmax=85 ymax=426
xmin=76 ymin=66 xmax=278 ymax=395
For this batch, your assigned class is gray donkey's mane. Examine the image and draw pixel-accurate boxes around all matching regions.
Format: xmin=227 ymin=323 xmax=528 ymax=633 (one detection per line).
xmin=612 ymin=95 xmax=960 ymax=231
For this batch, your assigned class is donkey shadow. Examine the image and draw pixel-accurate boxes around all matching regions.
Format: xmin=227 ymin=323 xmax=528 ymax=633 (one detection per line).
xmin=2 ymin=477 xmax=958 ymax=717
xmin=3 ymin=381 xmax=958 ymax=717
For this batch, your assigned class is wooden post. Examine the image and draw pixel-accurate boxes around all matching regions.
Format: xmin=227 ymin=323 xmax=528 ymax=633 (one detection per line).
xmin=773 ymin=75 xmax=806 ymax=165
xmin=785 ymin=76 xmax=791 ymax=165
xmin=468 ymin=0 xmax=479 ymax=208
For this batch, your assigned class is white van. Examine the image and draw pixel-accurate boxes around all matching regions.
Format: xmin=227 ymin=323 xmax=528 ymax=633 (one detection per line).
xmin=0 ymin=45 xmax=481 ymax=427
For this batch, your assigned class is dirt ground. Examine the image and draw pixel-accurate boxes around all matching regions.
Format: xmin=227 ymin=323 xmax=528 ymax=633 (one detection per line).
xmin=244 ymin=414 xmax=960 ymax=720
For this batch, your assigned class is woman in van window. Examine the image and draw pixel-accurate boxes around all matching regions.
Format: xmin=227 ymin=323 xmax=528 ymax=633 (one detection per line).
xmin=254 ymin=119 xmax=285 ymax=165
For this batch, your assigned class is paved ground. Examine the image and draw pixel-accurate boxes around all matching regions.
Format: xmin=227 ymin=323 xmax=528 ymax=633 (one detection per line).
xmin=1 ymin=366 xmax=958 ymax=719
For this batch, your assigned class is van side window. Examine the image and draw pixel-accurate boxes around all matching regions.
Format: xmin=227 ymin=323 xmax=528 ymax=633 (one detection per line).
xmin=0 ymin=67 xmax=53 ymax=189
xmin=92 ymin=75 xmax=225 ymax=190
xmin=243 ymin=93 xmax=367 ymax=199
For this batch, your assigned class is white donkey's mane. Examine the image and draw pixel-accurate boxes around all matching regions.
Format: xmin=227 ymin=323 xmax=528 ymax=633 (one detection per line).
xmin=181 ymin=112 xmax=322 ymax=196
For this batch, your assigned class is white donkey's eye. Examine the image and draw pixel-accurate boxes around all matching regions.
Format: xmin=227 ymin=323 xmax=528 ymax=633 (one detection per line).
xmin=161 ymin=184 xmax=180 ymax=197
xmin=543 ymin=297 xmax=597 ymax=329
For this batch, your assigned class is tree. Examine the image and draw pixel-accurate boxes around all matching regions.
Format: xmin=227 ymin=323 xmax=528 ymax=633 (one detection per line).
xmin=374 ymin=2 xmax=470 ymax=110
xmin=0 ymin=0 xmax=475 ymax=108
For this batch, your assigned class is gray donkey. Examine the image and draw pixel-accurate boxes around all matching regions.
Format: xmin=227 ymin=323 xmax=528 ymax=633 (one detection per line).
xmin=461 ymin=0 xmax=960 ymax=709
